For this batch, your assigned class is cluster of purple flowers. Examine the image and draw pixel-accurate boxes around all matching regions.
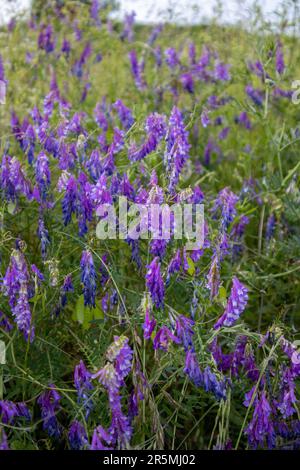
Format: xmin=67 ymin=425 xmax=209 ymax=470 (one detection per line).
xmin=2 ymin=247 xmax=34 ymax=341
xmin=91 ymin=336 xmax=134 ymax=449
xmin=37 ymin=386 xmax=61 ymax=438
xmin=214 ymin=277 xmax=248 ymax=329
xmin=164 ymin=107 xmax=191 ymax=193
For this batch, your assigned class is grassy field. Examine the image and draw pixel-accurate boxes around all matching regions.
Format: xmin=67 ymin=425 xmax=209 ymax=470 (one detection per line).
xmin=0 ymin=1 xmax=300 ymax=451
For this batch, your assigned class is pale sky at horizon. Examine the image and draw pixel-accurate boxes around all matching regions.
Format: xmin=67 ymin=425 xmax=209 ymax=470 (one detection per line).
xmin=0 ymin=0 xmax=294 ymax=26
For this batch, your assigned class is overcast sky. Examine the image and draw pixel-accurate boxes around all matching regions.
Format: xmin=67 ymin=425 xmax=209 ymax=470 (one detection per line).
xmin=0 ymin=0 xmax=294 ymax=26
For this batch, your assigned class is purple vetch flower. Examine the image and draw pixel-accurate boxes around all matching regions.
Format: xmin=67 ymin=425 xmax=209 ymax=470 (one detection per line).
xmin=203 ymin=366 xmax=227 ymax=401
xmin=126 ymin=238 xmax=142 ymax=270
xmin=145 ymin=257 xmax=165 ymax=309
xmin=128 ymin=385 xmax=144 ymax=422
xmin=106 ymin=336 xmax=133 ymax=383
xmin=77 ymin=172 xmax=93 ymax=236
xmin=74 ymin=360 xmax=94 ymax=419
xmin=2 ymin=248 xmax=34 ymax=341
xmin=91 ymin=425 xmax=114 ymax=450
xmin=142 ymin=308 xmax=156 ymax=340
xmin=190 ymin=282 xmax=200 ymax=319
xmin=31 ymin=264 xmax=44 ymax=283
xmin=37 ymin=385 xmax=61 ymax=439
xmin=203 ymin=138 xmax=221 ymax=166
xmin=0 ymin=55 xmax=7 ymax=105
xmin=113 ymin=99 xmax=134 ymax=130
xmin=68 ymin=420 xmax=89 ymax=450
xmin=175 ymin=315 xmax=195 ymax=351
xmin=147 ymin=24 xmax=163 ymax=46
xmin=128 ymin=113 xmax=166 ymax=162
xmin=153 ymin=46 xmax=162 ymax=67
xmin=245 ymin=84 xmax=264 ymax=107
xmin=277 ymin=367 xmax=298 ymax=418
xmin=73 ymin=20 xmax=82 ymax=41
xmin=218 ymin=126 xmax=230 ymax=140
xmin=230 ymin=215 xmax=250 ymax=255
xmin=37 ymin=217 xmax=50 ymax=260
xmin=0 ymin=400 xmax=30 ymax=425
xmin=218 ymin=231 xmax=230 ymax=259
xmin=237 ymin=111 xmax=252 ymax=129
xmin=180 ymin=73 xmax=194 ymax=94
xmin=248 ymin=60 xmax=266 ymax=80
xmin=80 ymin=82 xmax=91 ymax=103
xmin=0 ymin=155 xmax=31 ymax=202
xmin=214 ymin=277 xmax=248 ymax=329
xmin=10 ymin=111 xmax=23 ymax=147
xmin=153 ymin=326 xmax=180 ymax=351
xmin=94 ymin=99 xmax=110 ymax=130
xmin=188 ymin=42 xmax=196 ymax=65
xmin=0 ymin=427 xmax=9 ymax=450
xmin=211 ymin=187 xmax=239 ymax=229
xmin=0 ymin=311 xmax=13 ymax=332
xmin=59 ymin=274 xmax=74 ymax=309
xmin=90 ymin=0 xmax=101 ymax=26
xmin=165 ymin=48 xmax=180 ymax=69
xmin=201 ymin=109 xmax=210 ymax=128
xmin=164 ymin=107 xmax=190 ymax=193
xmin=266 ymin=213 xmax=276 ymax=241
xmin=34 ymin=152 xmax=51 ymax=201
xmin=80 ymin=250 xmax=97 ymax=308
xmin=38 ymin=24 xmax=55 ymax=53
xmin=92 ymin=336 xmax=133 ymax=449
xmin=120 ymin=11 xmax=136 ymax=42
xmin=209 ymin=338 xmax=233 ymax=373
xmin=214 ymin=62 xmax=231 ymax=81
xmin=166 ymin=249 xmax=182 ymax=285
xmin=0 ymin=400 xmax=18 ymax=424
xmin=276 ymin=40 xmax=285 ymax=75
xmin=61 ymin=37 xmax=71 ymax=57
xmin=91 ymin=174 xmax=112 ymax=213
xmin=102 ymin=127 xmax=125 ymax=175
xmin=23 ymin=124 xmax=36 ymax=164
xmin=272 ymin=87 xmax=292 ymax=99
xmin=57 ymin=172 xmax=78 ymax=225
xmin=128 ymin=50 xmax=146 ymax=90
xmin=206 ymin=254 xmax=220 ymax=300
xmin=184 ymin=350 xmax=203 ymax=386
xmin=150 ymin=239 xmax=168 ymax=260
xmin=72 ymin=42 xmax=92 ymax=78
xmin=244 ymin=391 xmax=276 ymax=449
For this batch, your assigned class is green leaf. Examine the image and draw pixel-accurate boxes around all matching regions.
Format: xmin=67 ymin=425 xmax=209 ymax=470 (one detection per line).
xmin=219 ymin=286 xmax=227 ymax=300
xmin=73 ymin=295 xmax=85 ymax=325
xmin=7 ymin=202 xmax=16 ymax=215
xmin=186 ymin=257 xmax=195 ymax=276
xmin=72 ymin=296 xmax=104 ymax=329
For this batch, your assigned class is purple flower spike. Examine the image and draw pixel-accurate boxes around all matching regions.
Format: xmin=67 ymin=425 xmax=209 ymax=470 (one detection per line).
xmin=153 ymin=326 xmax=180 ymax=351
xmin=37 ymin=385 xmax=61 ymax=439
xmin=184 ymin=350 xmax=203 ymax=386
xmin=2 ymin=248 xmax=34 ymax=341
xmin=164 ymin=106 xmax=190 ymax=193
xmin=276 ymin=40 xmax=285 ymax=75
xmin=143 ymin=308 xmax=156 ymax=340
xmin=74 ymin=360 xmax=93 ymax=419
xmin=80 ymin=250 xmax=97 ymax=308
xmin=92 ymin=336 xmax=133 ymax=449
xmin=145 ymin=257 xmax=165 ymax=309
xmin=206 ymin=254 xmax=220 ymax=300
xmin=175 ymin=315 xmax=195 ymax=351
xmin=214 ymin=277 xmax=248 ymax=329
xmin=245 ymin=391 xmax=276 ymax=449
xmin=69 ymin=421 xmax=89 ymax=450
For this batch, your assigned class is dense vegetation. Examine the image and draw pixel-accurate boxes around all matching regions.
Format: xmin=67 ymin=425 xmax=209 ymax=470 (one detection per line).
xmin=0 ymin=0 xmax=300 ymax=450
